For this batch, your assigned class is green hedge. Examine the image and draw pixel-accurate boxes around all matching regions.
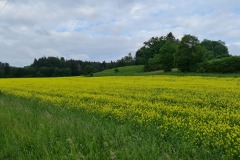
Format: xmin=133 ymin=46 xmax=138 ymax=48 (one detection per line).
xmin=198 ymin=56 xmax=240 ymax=73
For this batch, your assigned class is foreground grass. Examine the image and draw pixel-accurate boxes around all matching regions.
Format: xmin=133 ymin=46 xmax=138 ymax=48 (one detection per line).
xmin=0 ymin=93 xmax=224 ymax=160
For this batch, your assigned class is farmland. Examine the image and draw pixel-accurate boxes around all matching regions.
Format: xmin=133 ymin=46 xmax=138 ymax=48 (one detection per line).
xmin=0 ymin=76 xmax=240 ymax=159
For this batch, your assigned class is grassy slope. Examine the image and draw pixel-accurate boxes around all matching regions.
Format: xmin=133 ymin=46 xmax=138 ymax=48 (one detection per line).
xmin=94 ymin=65 xmax=145 ymax=76
xmin=94 ymin=65 xmax=175 ymax=76
xmin=94 ymin=65 xmax=240 ymax=77
xmin=0 ymin=93 xmax=222 ymax=160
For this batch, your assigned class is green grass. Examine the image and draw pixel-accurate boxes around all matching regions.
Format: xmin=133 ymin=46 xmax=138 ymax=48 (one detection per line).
xmin=94 ymin=65 xmax=240 ymax=77
xmin=94 ymin=65 xmax=145 ymax=76
xmin=93 ymin=65 xmax=181 ymax=76
xmin=0 ymin=93 xmax=226 ymax=160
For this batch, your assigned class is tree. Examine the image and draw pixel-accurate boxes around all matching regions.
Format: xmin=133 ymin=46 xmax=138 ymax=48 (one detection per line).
xmin=4 ymin=63 xmax=10 ymax=76
xmin=0 ymin=62 xmax=4 ymax=77
xmin=0 ymin=68 xmax=4 ymax=77
xmin=116 ymin=53 xmax=135 ymax=67
xmin=124 ymin=53 xmax=134 ymax=65
xmin=166 ymin=32 xmax=177 ymax=42
xmin=102 ymin=61 xmax=107 ymax=69
xmin=201 ymin=39 xmax=229 ymax=59
xmin=24 ymin=67 xmax=37 ymax=77
xmin=135 ymin=32 xmax=179 ymax=68
xmin=175 ymin=34 xmax=205 ymax=72
xmin=145 ymin=54 xmax=162 ymax=71
xmin=145 ymin=40 xmax=177 ymax=72
xmin=159 ymin=41 xmax=177 ymax=72
xmin=83 ymin=65 xmax=94 ymax=76
xmin=39 ymin=67 xmax=55 ymax=77
xmin=135 ymin=47 xmax=151 ymax=65
xmin=135 ymin=36 xmax=166 ymax=65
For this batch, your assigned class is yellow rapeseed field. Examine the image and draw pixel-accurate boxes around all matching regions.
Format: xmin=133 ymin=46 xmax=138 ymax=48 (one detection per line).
xmin=0 ymin=76 xmax=239 ymax=157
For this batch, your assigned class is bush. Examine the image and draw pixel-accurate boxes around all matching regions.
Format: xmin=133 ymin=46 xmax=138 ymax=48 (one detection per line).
xmin=114 ymin=68 xmax=119 ymax=73
xmin=84 ymin=72 xmax=93 ymax=77
xmin=197 ymin=56 xmax=240 ymax=73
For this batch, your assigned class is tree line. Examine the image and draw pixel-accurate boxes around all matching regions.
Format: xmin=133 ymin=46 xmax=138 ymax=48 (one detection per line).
xmin=0 ymin=54 xmax=135 ymax=78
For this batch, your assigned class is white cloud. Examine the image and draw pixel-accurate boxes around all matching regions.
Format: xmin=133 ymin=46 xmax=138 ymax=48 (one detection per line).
xmin=228 ymin=42 xmax=240 ymax=55
xmin=0 ymin=0 xmax=240 ymax=67
xmin=39 ymin=48 xmax=62 ymax=58
xmin=67 ymin=54 xmax=90 ymax=61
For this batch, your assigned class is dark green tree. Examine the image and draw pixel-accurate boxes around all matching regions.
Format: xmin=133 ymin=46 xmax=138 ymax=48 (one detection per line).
xmin=175 ymin=34 xmax=205 ymax=72
xmin=4 ymin=63 xmax=10 ymax=76
xmin=102 ymin=61 xmax=107 ymax=69
xmin=166 ymin=32 xmax=177 ymax=42
xmin=83 ymin=65 xmax=94 ymax=76
xmin=135 ymin=47 xmax=151 ymax=65
xmin=201 ymin=39 xmax=229 ymax=59
xmin=159 ymin=41 xmax=177 ymax=72
xmin=0 ymin=68 xmax=3 ymax=77
xmin=135 ymin=36 xmax=166 ymax=65
xmin=145 ymin=54 xmax=162 ymax=71
xmin=117 ymin=53 xmax=135 ymax=67
xmin=0 ymin=62 xmax=5 ymax=77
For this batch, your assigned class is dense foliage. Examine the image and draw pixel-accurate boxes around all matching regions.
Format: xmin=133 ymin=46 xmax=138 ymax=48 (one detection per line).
xmin=0 ymin=53 xmax=134 ymax=77
xmin=135 ymin=32 xmax=231 ymax=72
xmin=0 ymin=62 xmax=10 ymax=77
xmin=200 ymin=39 xmax=229 ymax=59
xmin=198 ymin=56 xmax=240 ymax=73
xmin=175 ymin=35 xmax=206 ymax=72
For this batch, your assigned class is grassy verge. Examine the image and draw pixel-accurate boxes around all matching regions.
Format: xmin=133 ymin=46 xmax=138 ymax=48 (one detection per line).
xmin=94 ymin=65 xmax=240 ymax=77
xmin=0 ymin=93 xmax=227 ymax=159
xmin=94 ymin=65 xmax=145 ymax=76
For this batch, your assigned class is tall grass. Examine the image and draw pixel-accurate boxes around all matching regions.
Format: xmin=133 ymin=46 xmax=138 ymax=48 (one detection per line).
xmin=0 ymin=93 xmax=224 ymax=159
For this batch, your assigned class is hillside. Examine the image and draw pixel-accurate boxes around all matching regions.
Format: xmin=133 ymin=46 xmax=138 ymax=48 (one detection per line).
xmin=93 ymin=65 xmax=182 ymax=76
xmin=93 ymin=65 xmax=145 ymax=76
xmin=93 ymin=65 xmax=240 ymax=77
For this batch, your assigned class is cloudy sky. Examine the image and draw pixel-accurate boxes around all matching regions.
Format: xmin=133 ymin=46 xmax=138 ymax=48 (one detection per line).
xmin=0 ymin=0 xmax=240 ymax=67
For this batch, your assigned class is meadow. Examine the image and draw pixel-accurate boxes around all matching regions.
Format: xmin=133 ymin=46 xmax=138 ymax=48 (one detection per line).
xmin=0 ymin=75 xmax=239 ymax=159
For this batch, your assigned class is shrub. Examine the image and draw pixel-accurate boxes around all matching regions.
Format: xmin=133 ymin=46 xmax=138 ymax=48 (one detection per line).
xmin=197 ymin=56 xmax=240 ymax=73
xmin=114 ymin=68 xmax=119 ymax=73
